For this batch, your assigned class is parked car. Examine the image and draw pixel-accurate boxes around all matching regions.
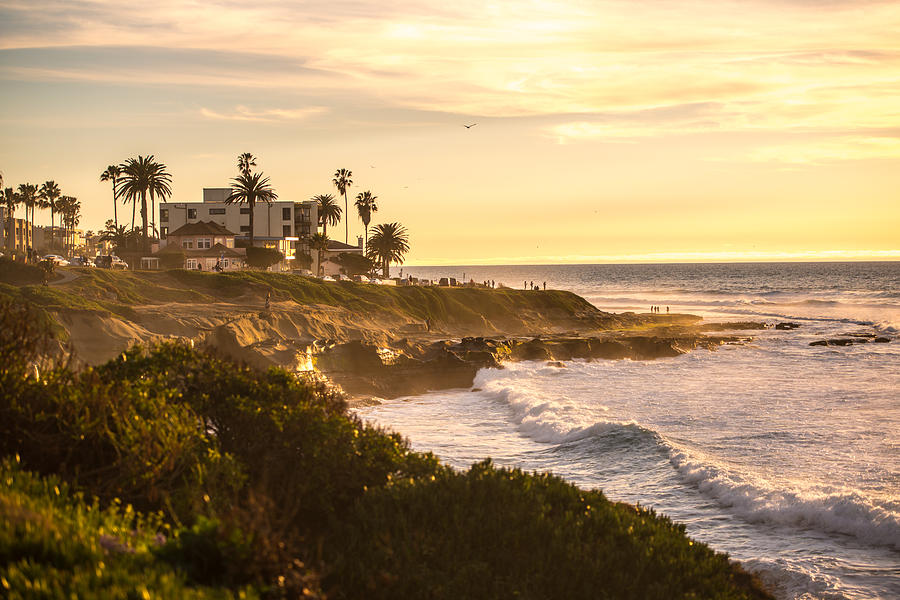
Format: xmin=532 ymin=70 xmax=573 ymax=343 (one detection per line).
xmin=96 ymin=255 xmax=128 ymax=270
xmin=68 ymin=256 xmax=95 ymax=267
xmin=351 ymin=274 xmax=370 ymax=283
xmin=42 ymin=254 xmax=70 ymax=267
xmin=319 ymin=275 xmax=335 ymax=282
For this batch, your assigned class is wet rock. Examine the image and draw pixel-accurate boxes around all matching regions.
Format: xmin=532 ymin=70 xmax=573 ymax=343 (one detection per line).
xmin=700 ymin=322 xmax=767 ymax=331
xmin=809 ymin=338 xmax=866 ymax=347
xmin=873 ymin=337 xmax=891 ymax=343
xmin=775 ymin=322 xmax=801 ymax=330
xmin=546 ymin=361 xmax=566 ymax=368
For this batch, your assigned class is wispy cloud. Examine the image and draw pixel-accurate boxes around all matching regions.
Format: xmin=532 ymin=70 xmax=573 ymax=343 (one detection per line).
xmin=199 ymin=105 xmax=327 ymax=122
xmin=748 ymin=135 xmax=900 ymax=164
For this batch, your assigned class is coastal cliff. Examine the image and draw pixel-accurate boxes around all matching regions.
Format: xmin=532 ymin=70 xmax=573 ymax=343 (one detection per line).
xmin=0 ymin=265 xmax=774 ymax=599
xmin=1 ymin=267 xmax=747 ymax=399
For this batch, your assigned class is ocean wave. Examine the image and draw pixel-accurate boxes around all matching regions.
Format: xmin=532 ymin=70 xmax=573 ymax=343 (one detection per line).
xmin=669 ymin=448 xmax=900 ymax=551
xmin=742 ymin=558 xmax=849 ymax=600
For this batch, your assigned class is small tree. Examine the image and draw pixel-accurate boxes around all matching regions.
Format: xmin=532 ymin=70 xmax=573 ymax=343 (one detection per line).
xmin=159 ymin=249 xmax=186 ymax=270
xmin=245 ymin=246 xmax=284 ymax=270
xmin=335 ymin=252 xmax=374 ymax=276
xmin=294 ymin=249 xmax=313 ymax=270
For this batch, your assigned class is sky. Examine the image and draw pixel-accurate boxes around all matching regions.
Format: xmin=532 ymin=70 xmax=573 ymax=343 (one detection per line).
xmin=1 ymin=0 xmax=899 ymax=265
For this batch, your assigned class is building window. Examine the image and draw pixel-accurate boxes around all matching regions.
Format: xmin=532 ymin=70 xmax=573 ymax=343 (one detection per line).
xmin=186 ymin=259 xmax=198 ymax=270
xmin=282 ymin=207 xmax=291 ymax=220
xmin=198 ymin=238 xmax=211 ymax=249
xmin=226 ymin=239 xmax=234 ymax=248
xmin=282 ymin=224 xmax=292 ymax=237
xmin=161 ymin=226 xmax=168 ymax=240
xmin=182 ymin=240 xmax=194 ymax=249
xmin=240 ymin=225 xmax=250 ymax=233
xmin=209 ymin=208 xmax=226 ymax=215
xmin=240 ymin=208 xmax=250 ymax=215
xmin=187 ymin=208 xmax=197 ymax=219
xmin=160 ymin=209 xmax=169 ymax=222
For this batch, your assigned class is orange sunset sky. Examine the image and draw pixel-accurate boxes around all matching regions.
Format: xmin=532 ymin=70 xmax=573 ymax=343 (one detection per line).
xmin=1 ymin=0 xmax=898 ymax=264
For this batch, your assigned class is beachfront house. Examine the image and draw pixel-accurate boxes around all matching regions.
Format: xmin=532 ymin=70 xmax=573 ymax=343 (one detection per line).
xmin=159 ymin=188 xmax=318 ymax=272
xmin=153 ymin=221 xmax=245 ymax=271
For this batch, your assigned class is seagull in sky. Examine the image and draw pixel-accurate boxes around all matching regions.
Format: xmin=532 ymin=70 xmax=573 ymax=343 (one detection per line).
xmin=463 ymin=123 xmax=477 ymax=129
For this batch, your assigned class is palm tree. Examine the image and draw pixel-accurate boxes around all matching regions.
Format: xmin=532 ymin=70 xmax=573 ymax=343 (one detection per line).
xmin=56 ymin=196 xmax=79 ymax=255
xmin=332 ymin=168 xmax=352 ymax=244
xmin=117 ymin=155 xmax=171 ymax=251
xmin=16 ymin=183 xmax=38 ymax=251
xmin=100 ymin=165 xmax=121 ymax=230
xmin=226 ymin=171 xmax=277 ymax=248
xmin=310 ymin=232 xmax=329 ymax=276
xmin=237 ymin=152 xmax=257 ymax=176
xmin=147 ymin=160 xmax=172 ymax=241
xmin=354 ymin=190 xmax=378 ymax=253
xmin=39 ymin=181 xmax=61 ymax=250
xmin=2 ymin=187 xmax=19 ymax=251
xmin=313 ymin=193 xmax=341 ymax=236
xmin=366 ymin=222 xmax=409 ymax=279
xmin=99 ymin=220 xmax=141 ymax=256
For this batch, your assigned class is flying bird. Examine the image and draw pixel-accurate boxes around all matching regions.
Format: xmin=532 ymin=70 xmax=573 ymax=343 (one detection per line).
xmin=463 ymin=123 xmax=477 ymax=129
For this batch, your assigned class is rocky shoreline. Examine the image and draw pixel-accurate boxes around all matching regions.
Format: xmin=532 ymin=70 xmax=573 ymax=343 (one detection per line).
xmin=316 ymin=328 xmax=756 ymax=402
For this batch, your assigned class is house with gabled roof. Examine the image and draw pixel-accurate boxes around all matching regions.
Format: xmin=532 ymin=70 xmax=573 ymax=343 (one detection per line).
xmin=152 ymin=220 xmax=246 ymax=271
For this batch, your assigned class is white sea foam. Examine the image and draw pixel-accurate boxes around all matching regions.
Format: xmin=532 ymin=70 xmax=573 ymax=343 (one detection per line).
xmin=373 ymin=262 xmax=900 ymax=600
xmin=668 ymin=447 xmax=900 ymax=551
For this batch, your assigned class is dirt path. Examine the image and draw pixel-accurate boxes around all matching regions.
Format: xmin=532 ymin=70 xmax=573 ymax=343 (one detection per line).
xmin=48 ymin=268 xmax=82 ymax=286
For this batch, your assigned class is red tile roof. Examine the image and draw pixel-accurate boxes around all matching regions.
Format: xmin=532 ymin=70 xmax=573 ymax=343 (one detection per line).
xmin=167 ymin=220 xmax=236 ymax=237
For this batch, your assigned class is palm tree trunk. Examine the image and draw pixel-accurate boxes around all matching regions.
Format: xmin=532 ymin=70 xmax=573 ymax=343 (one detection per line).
xmin=344 ymin=192 xmax=349 ymax=244
xmin=131 ymin=197 xmax=136 ymax=231
xmin=248 ymin=200 xmax=255 ymax=248
xmin=113 ymin=180 xmax=118 ymax=230
xmin=141 ymin=191 xmax=148 ymax=251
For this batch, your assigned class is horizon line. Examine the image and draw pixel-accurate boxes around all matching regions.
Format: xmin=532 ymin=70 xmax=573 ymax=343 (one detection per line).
xmin=403 ymin=251 xmax=900 ymax=267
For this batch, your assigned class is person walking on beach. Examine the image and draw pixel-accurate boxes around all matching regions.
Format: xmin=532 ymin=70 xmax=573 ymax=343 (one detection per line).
xmin=524 ymin=281 xmax=527 ymax=290
xmin=265 ymin=291 xmax=271 ymax=311
xmin=543 ymin=281 xmax=546 ymax=290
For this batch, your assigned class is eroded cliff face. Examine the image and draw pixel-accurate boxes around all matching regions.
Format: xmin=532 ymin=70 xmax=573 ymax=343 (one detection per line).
xmin=314 ymin=333 xmax=747 ymax=400
xmin=49 ymin=296 xmax=744 ymax=402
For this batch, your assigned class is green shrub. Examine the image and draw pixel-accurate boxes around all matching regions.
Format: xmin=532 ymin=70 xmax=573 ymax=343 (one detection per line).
xmin=325 ymin=460 xmax=770 ymax=599
xmin=0 ymin=299 xmax=770 ymax=600
xmin=245 ymin=247 xmax=283 ymax=270
xmin=0 ymin=458 xmax=258 ymax=599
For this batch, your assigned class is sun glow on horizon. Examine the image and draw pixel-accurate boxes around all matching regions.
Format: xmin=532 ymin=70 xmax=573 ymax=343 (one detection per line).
xmin=1 ymin=0 xmax=898 ymax=263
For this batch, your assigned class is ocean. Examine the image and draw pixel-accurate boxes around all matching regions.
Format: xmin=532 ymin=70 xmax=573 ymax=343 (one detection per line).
xmin=354 ymin=262 xmax=900 ymax=600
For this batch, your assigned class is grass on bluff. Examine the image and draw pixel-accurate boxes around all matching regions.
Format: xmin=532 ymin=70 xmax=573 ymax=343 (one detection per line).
xmin=0 ymin=263 xmax=616 ymax=332
xmin=0 ymin=298 xmax=772 ymax=599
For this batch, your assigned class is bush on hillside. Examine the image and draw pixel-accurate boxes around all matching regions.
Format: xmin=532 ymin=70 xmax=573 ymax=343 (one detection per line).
xmin=335 ymin=252 xmax=374 ymax=276
xmin=245 ymin=247 xmax=284 ymax=269
xmin=159 ymin=249 xmax=187 ymax=270
xmin=0 ymin=299 xmax=772 ymax=600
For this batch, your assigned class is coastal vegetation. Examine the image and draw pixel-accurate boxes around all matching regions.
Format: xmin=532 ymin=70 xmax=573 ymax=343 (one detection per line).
xmin=312 ymin=194 xmax=341 ymax=237
xmin=353 ymin=190 xmax=377 ymax=253
xmin=366 ymin=222 xmax=410 ymax=278
xmin=116 ymin=155 xmax=172 ymax=251
xmin=332 ymin=168 xmax=352 ymax=245
xmin=0 ymin=298 xmax=772 ymax=599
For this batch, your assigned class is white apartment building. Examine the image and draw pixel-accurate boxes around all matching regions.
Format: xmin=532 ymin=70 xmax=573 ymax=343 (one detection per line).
xmin=159 ymin=188 xmax=318 ymax=270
